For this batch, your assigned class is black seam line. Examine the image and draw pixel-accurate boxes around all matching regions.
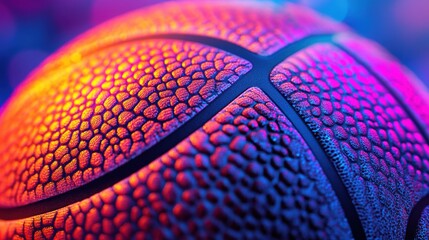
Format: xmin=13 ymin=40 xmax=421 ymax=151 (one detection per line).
xmin=0 ymin=34 xmax=276 ymax=219
xmin=258 ymin=82 xmax=366 ymax=240
xmin=0 ymin=33 xmax=365 ymax=240
xmin=406 ymin=196 xmax=429 ymax=239
xmin=331 ymin=43 xmax=429 ymax=240
xmin=85 ymin=34 xmax=261 ymax=61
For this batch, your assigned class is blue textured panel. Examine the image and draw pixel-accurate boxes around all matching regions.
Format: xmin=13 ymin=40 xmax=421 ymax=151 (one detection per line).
xmin=271 ymin=43 xmax=429 ymax=238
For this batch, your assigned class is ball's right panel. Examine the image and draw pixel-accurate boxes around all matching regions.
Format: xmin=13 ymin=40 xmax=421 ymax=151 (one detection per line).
xmin=270 ymin=42 xmax=429 ymax=238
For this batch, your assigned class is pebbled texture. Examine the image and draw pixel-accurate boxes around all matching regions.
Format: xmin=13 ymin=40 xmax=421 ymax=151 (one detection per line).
xmin=0 ymin=39 xmax=251 ymax=207
xmin=334 ymin=33 xmax=429 ymax=129
xmin=270 ymin=43 xmax=429 ymax=238
xmin=43 ymin=0 xmax=345 ymax=72
xmin=0 ymin=88 xmax=352 ymax=239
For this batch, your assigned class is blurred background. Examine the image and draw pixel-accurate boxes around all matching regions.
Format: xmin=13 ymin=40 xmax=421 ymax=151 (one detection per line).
xmin=0 ymin=0 xmax=428 ymax=105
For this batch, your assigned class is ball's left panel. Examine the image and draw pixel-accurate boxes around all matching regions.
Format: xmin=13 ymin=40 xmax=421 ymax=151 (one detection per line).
xmin=0 ymin=39 xmax=252 ymax=207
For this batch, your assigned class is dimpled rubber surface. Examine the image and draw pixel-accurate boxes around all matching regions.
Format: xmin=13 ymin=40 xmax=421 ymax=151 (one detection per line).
xmin=0 ymin=88 xmax=352 ymax=239
xmin=33 ymin=1 xmax=346 ymax=90
xmin=0 ymin=39 xmax=251 ymax=206
xmin=1 ymin=1 xmax=429 ymax=239
xmin=44 ymin=0 xmax=345 ymax=71
xmin=334 ymin=33 xmax=429 ymax=129
xmin=271 ymin=43 xmax=429 ymax=238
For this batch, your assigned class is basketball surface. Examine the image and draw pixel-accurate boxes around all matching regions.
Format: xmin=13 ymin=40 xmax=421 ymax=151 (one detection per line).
xmin=0 ymin=1 xmax=429 ymax=239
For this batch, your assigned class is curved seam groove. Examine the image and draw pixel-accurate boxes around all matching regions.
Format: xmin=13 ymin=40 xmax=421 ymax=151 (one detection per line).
xmin=0 ymin=33 xmax=366 ymax=240
xmin=405 ymin=194 xmax=429 ymax=239
xmin=82 ymin=34 xmax=261 ymax=63
xmin=331 ymin=42 xmax=429 ymax=239
xmin=258 ymin=83 xmax=366 ymax=240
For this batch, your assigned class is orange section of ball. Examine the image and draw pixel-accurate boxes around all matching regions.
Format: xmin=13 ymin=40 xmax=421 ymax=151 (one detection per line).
xmin=59 ymin=1 xmax=345 ymax=57
xmin=0 ymin=39 xmax=251 ymax=207
xmin=0 ymin=1 xmax=344 ymax=207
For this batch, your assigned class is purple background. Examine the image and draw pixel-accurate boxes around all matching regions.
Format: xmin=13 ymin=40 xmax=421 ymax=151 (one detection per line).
xmin=0 ymin=0 xmax=428 ymax=105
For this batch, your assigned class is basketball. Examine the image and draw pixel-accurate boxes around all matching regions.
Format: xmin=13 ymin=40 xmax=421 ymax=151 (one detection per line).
xmin=0 ymin=1 xmax=428 ymax=239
